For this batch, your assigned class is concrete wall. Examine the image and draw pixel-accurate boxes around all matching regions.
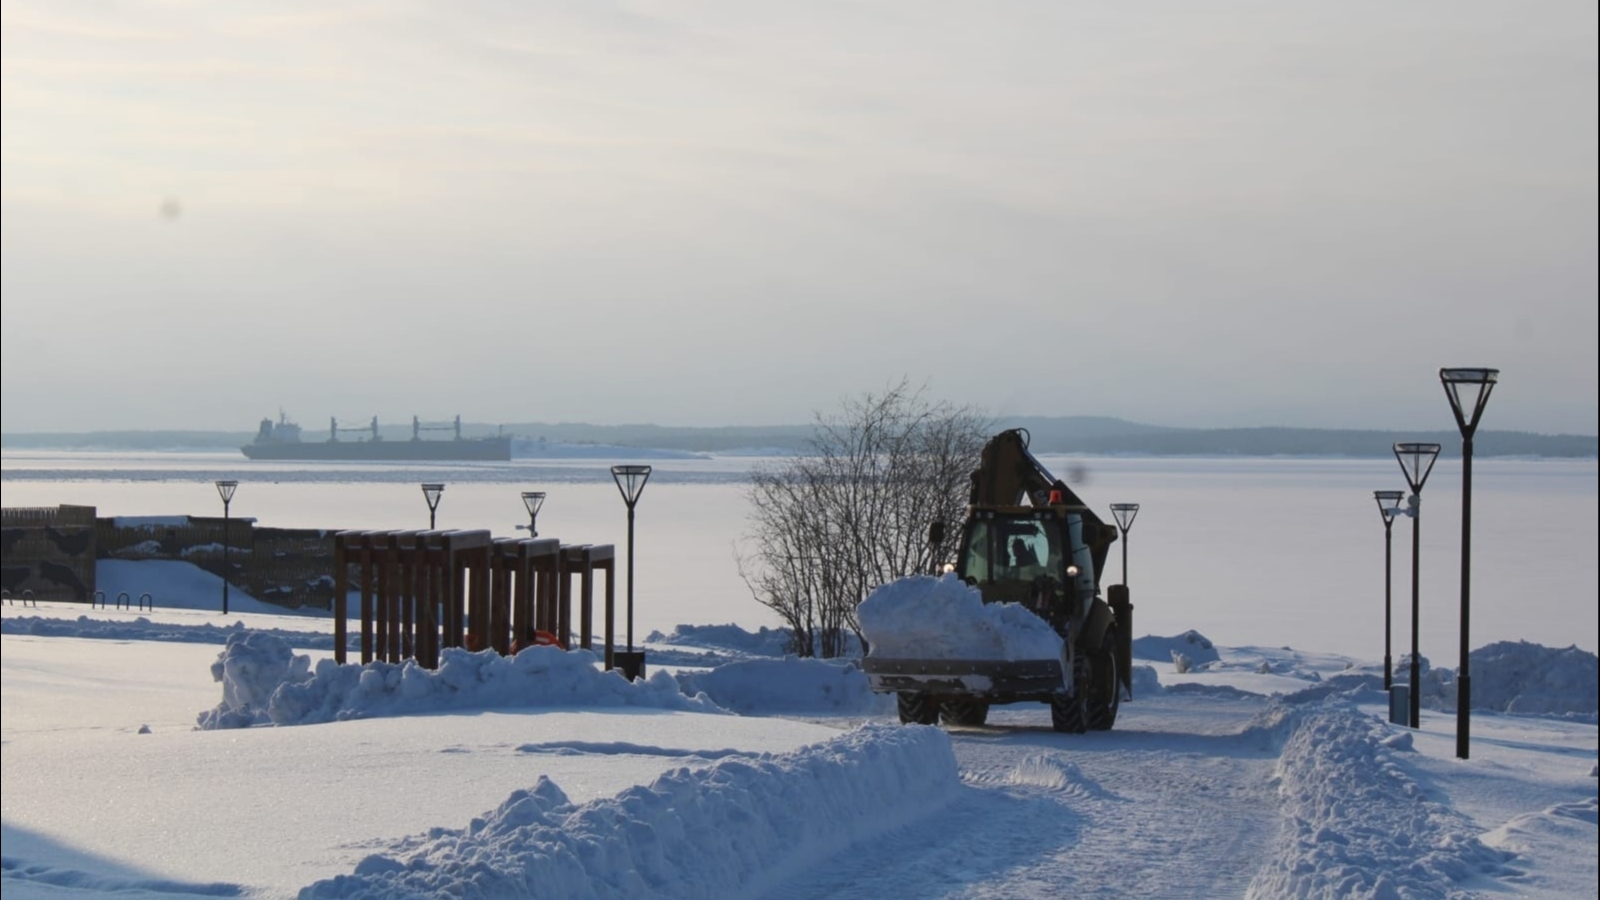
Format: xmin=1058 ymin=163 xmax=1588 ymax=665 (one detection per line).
xmin=1 ymin=505 xmax=98 ymax=601
xmin=3 ymin=506 xmax=341 ymax=610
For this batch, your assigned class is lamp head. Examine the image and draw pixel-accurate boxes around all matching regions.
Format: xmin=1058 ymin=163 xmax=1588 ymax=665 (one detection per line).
xmin=1392 ymin=443 xmax=1441 ymax=494
xmin=521 ymin=491 xmax=546 ymax=518
xmin=215 ymin=480 xmax=238 ymax=504
xmin=1373 ymin=489 xmax=1405 ymax=524
xmin=421 ymin=483 xmax=445 ymax=510
xmin=1109 ymin=502 xmax=1140 ymax=533
xmin=611 ymin=465 xmax=652 ymax=507
xmin=1439 ymin=367 xmax=1499 ymax=438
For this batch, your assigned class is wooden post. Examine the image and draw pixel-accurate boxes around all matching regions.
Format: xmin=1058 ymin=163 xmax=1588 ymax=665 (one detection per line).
xmin=358 ymin=532 xmax=376 ymax=664
xmin=581 ymin=545 xmax=614 ymax=652
xmin=333 ymin=531 xmax=363 ymax=664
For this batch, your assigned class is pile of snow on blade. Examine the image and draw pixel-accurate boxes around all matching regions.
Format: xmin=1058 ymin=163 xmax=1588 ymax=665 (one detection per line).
xmin=674 ymin=658 xmax=892 ymax=715
xmin=1247 ymin=701 xmax=1519 ymax=900
xmin=858 ymin=574 xmax=1063 ymax=660
xmin=300 ymin=724 xmax=961 ymax=900
xmin=197 ymin=631 xmax=722 ymax=729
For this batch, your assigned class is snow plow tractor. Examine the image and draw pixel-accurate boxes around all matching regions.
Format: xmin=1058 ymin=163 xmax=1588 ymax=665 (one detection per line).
xmin=860 ymin=428 xmax=1134 ymax=733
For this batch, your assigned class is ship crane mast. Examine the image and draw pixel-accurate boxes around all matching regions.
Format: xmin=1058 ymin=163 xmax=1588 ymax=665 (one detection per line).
xmin=413 ymin=414 xmax=465 ymax=441
xmin=329 ymin=416 xmax=380 ymax=442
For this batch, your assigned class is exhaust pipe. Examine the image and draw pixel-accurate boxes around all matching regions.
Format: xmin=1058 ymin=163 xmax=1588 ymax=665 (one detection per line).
xmin=1107 ymin=584 xmax=1133 ymax=699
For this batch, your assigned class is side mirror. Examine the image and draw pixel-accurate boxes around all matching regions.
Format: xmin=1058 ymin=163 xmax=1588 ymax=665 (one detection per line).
xmin=928 ymin=521 xmax=946 ymax=546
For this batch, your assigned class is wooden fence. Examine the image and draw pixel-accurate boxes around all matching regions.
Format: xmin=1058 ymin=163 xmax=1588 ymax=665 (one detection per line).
xmin=333 ymin=530 xmax=618 ymax=670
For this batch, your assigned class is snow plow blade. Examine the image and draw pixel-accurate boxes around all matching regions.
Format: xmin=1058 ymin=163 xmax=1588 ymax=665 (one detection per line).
xmin=861 ymin=657 xmax=1064 ymax=696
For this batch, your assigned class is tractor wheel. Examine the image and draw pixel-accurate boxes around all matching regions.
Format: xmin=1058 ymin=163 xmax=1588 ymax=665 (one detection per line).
xmin=897 ymin=692 xmax=941 ymax=725
xmin=1050 ymin=690 xmax=1087 ymax=734
xmin=1088 ymin=631 xmax=1121 ymax=732
xmin=940 ymin=698 xmax=990 ymax=727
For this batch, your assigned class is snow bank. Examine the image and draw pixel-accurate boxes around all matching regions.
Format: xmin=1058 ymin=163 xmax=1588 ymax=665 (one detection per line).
xmin=1128 ymin=664 xmax=1162 ymax=696
xmin=98 ymin=558 xmax=328 ymax=617
xmin=200 ymin=631 xmax=314 ymax=728
xmin=111 ymin=515 xmax=190 ymax=528
xmin=300 ymin=724 xmax=960 ymax=900
xmin=674 ymin=658 xmax=892 ymax=716
xmin=648 ymin=622 xmax=867 ymax=660
xmin=197 ymin=632 xmax=724 ymax=729
xmin=1483 ymin=796 xmax=1600 ymax=855
xmin=1420 ymin=641 xmax=1599 ymax=718
xmin=1246 ymin=701 xmax=1519 ymax=900
xmin=645 ymin=623 xmax=794 ymax=657
xmin=1132 ymin=631 xmax=1221 ymax=668
xmin=858 ymin=574 xmax=1064 ymax=660
xmin=1 ymin=614 xmax=344 ymax=650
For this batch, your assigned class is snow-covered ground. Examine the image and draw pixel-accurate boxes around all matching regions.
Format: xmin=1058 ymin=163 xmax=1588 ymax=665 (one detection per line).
xmin=2 ymin=563 xmax=1596 ymax=899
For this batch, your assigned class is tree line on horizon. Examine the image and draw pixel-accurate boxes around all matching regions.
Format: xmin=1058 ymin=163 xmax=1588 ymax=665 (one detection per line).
xmin=1 ymin=418 xmax=1594 ymax=458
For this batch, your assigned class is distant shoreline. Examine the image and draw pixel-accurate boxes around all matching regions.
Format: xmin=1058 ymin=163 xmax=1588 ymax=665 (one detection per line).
xmin=2 ymin=415 xmax=1595 ymax=459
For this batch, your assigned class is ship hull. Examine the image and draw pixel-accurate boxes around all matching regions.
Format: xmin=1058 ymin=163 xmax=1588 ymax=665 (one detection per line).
xmin=241 ymin=438 xmax=512 ymax=462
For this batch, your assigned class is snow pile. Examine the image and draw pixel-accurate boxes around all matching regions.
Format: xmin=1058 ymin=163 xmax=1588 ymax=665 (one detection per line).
xmin=647 ymin=623 xmax=866 ymax=662
xmin=198 ymin=631 xmax=313 ymax=728
xmin=1276 ymin=673 xmax=1388 ymax=707
xmin=196 ymin=632 xmax=724 ymax=729
xmin=674 ymin=658 xmax=892 ymax=716
xmin=1 ymin=614 xmax=345 ymax=650
xmin=299 ymin=724 xmax=961 ymax=899
xmin=1482 ymin=796 xmax=1600 ymax=861
xmin=645 ymin=623 xmax=795 ymax=658
xmin=1128 ymin=664 xmax=1162 ymax=696
xmin=1132 ymin=631 xmax=1221 ymax=668
xmin=1247 ymin=701 xmax=1519 ymax=899
xmin=1419 ymin=641 xmax=1599 ymax=718
xmin=98 ymin=558 xmax=329 ymax=616
xmin=111 ymin=515 xmax=190 ymax=528
xmin=857 ymin=574 xmax=1064 ymax=660
xmin=111 ymin=539 xmax=165 ymax=558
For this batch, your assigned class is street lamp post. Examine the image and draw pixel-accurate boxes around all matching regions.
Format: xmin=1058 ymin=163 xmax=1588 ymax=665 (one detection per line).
xmin=611 ymin=465 xmax=652 ymax=659
xmin=1373 ymin=489 xmax=1406 ymax=691
xmin=1393 ymin=442 xmax=1441 ymax=729
xmin=518 ymin=491 xmax=546 ymax=537
xmin=421 ymin=483 xmax=444 ymax=529
xmin=1109 ymin=503 xmax=1140 ymax=585
xmin=214 ymin=480 xmax=238 ymax=615
xmin=1440 ymin=367 xmax=1498 ymax=760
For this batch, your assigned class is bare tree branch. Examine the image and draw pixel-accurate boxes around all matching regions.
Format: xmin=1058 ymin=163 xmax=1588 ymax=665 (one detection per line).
xmin=739 ymin=379 xmax=991 ymax=657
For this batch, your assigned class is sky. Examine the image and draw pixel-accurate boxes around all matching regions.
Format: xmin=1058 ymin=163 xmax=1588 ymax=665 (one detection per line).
xmin=1 ymin=565 xmax=1596 ymax=898
xmin=2 ymin=1 xmax=1596 ymax=435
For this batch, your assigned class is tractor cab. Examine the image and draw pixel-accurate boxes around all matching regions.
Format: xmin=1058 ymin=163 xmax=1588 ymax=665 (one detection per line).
xmin=955 ymin=505 xmax=1099 ymax=629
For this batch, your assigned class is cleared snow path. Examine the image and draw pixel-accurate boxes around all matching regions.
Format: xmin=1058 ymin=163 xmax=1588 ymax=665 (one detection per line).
xmin=759 ymin=693 xmax=1282 ymax=900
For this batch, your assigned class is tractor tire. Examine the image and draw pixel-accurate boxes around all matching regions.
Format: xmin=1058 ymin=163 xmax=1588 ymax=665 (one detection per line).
xmin=940 ymin=698 xmax=990 ymax=727
xmin=1050 ymin=690 xmax=1088 ymax=734
xmin=897 ymin=692 xmax=941 ymax=725
xmin=1088 ymin=631 xmax=1121 ymax=732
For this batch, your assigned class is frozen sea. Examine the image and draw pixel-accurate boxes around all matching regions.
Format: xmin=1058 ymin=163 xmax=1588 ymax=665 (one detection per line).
xmin=2 ymin=450 xmax=1594 ymax=668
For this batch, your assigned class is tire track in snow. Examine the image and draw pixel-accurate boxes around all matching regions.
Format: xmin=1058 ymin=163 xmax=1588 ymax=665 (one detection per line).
xmin=759 ymin=694 xmax=1280 ymax=900
xmin=754 ymin=779 xmax=1087 ymax=900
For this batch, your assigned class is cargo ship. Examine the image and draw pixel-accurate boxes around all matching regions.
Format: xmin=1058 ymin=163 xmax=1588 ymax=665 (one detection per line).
xmin=240 ymin=413 xmax=513 ymax=461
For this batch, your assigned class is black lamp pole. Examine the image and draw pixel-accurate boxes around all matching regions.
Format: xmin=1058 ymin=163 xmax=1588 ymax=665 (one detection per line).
xmin=1109 ymin=503 xmax=1139 ymax=585
xmin=214 ymin=480 xmax=238 ymax=615
xmin=421 ymin=483 xmax=444 ymax=530
xmin=1373 ymin=489 xmax=1405 ymax=691
xmin=1440 ymin=367 xmax=1498 ymax=760
xmin=520 ymin=491 xmax=546 ymax=537
xmin=1393 ymin=442 xmax=1440 ymax=729
xmin=611 ymin=465 xmax=652 ymax=653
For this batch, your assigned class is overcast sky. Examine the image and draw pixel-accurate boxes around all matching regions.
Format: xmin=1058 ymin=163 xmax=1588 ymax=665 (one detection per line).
xmin=2 ymin=1 xmax=1595 ymax=435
